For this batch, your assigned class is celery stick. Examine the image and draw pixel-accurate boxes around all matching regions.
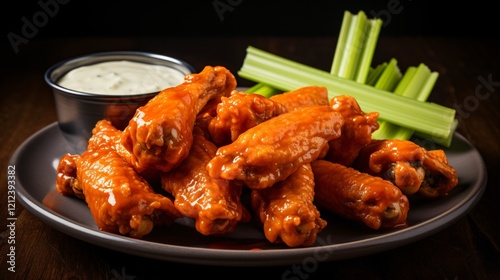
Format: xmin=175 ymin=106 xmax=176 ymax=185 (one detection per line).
xmin=331 ymin=11 xmax=353 ymax=76
xmin=369 ymin=59 xmax=406 ymax=140
xmin=366 ymin=62 xmax=388 ymax=86
xmin=330 ymin=10 xmax=452 ymax=144
xmin=245 ymin=83 xmax=281 ymax=97
xmin=414 ymin=118 xmax=458 ymax=147
xmin=337 ymin=11 xmax=367 ymax=80
xmin=331 ymin=10 xmax=382 ymax=84
xmin=355 ymin=18 xmax=383 ymax=83
xmin=373 ymin=58 xmax=401 ymax=92
xmin=238 ymin=46 xmax=456 ymax=143
xmin=397 ymin=63 xmax=437 ymax=100
xmin=393 ymin=66 xmax=417 ymax=94
xmin=372 ymin=63 xmax=439 ymax=140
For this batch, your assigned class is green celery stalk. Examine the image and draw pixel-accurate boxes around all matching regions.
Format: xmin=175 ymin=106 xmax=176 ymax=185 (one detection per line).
xmin=369 ymin=58 xmax=403 ymax=139
xmin=330 ymin=10 xmax=454 ymax=145
xmin=330 ymin=10 xmax=353 ymax=76
xmin=355 ymin=17 xmax=383 ymax=83
xmin=330 ymin=10 xmax=382 ymax=84
xmin=245 ymin=83 xmax=281 ymax=97
xmin=238 ymin=46 xmax=456 ymax=144
xmin=337 ymin=11 xmax=367 ymax=79
xmin=413 ymin=119 xmax=458 ymax=147
xmin=372 ymin=63 xmax=439 ymax=140
xmin=366 ymin=62 xmax=388 ymax=86
xmin=373 ymin=58 xmax=402 ymax=92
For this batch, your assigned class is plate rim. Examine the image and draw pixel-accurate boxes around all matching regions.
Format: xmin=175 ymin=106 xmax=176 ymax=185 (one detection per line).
xmin=10 ymin=122 xmax=488 ymax=266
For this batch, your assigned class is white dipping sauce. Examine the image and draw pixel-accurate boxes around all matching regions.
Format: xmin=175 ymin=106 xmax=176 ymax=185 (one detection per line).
xmin=57 ymin=60 xmax=186 ymax=95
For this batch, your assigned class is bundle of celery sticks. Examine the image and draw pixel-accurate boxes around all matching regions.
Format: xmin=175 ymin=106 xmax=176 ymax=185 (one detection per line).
xmin=240 ymin=10 xmax=458 ymax=147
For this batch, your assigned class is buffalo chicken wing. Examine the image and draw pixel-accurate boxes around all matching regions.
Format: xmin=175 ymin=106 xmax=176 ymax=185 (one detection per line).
xmin=207 ymin=105 xmax=344 ymax=189
xmin=161 ymin=129 xmax=250 ymax=236
xmin=312 ymin=160 xmax=409 ymax=230
xmin=325 ymin=95 xmax=380 ymax=166
xmin=251 ymin=163 xmax=326 ymax=247
xmin=353 ymin=139 xmax=458 ymax=197
xmin=75 ymin=126 xmax=181 ymax=239
xmin=208 ymin=90 xmax=288 ymax=146
xmin=269 ymin=86 xmax=330 ymax=111
xmin=53 ymin=64 xmax=459 ymax=246
xmin=56 ymin=153 xmax=82 ymax=199
xmin=121 ymin=66 xmax=236 ymax=173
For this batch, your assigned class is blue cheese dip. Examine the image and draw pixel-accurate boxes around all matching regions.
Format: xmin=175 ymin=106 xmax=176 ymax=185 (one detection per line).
xmin=57 ymin=60 xmax=186 ymax=95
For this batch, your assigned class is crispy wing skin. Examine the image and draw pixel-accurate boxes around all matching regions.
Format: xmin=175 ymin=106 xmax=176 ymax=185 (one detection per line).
xmin=208 ymin=90 xmax=288 ymax=146
xmin=87 ymin=120 xmax=129 ymax=155
xmin=353 ymin=139 xmax=426 ymax=195
xmin=353 ymin=139 xmax=458 ymax=197
xmin=207 ymin=105 xmax=344 ymax=190
xmin=161 ymin=130 xmax=250 ymax=236
xmin=312 ymin=160 xmax=409 ymax=230
xmin=121 ymin=66 xmax=236 ymax=172
xmin=325 ymin=95 xmax=379 ymax=166
xmin=251 ymin=163 xmax=327 ymax=247
xmin=76 ymin=147 xmax=181 ymax=239
xmin=269 ymin=86 xmax=329 ymax=111
xmin=55 ymin=153 xmax=83 ymax=199
xmin=89 ymin=119 xmax=159 ymax=179
xmin=55 ymin=119 xmax=165 ymax=200
xmin=419 ymin=149 xmax=459 ymax=198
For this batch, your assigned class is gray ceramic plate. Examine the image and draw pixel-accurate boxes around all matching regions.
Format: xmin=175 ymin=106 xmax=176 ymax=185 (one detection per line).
xmin=10 ymin=122 xmax=487 ymax=266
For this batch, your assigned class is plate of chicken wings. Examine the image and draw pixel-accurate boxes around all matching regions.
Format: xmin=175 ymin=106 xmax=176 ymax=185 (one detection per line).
xmin=11 ymin=66 xmax=487 ymax=266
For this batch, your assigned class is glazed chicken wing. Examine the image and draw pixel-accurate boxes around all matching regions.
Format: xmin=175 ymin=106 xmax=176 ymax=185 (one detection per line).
xmin=325 ymin=95 xmax=379 ymax=166
xmin=251 ymin=163 xmax=327 ymax=247
xmin=76 ymin=148 xmax=181 ymax=239
xmin=161 ymin=129 xmax=250 ymax=236
xmin=56 ymin=120 xmax=182 ymax=239
xmin=269 ymin=86 xmax=330 ymax=111
xmin=353 ymin=139 xmax=458 ymax=197
xmin=56 ymin=119 xmax=136 ymax=199
xmin=208 ymin=90 xmax=288 ymax=146
xmin=89 ymin=119 xmax=162 ymax=180
xmin=312 ymin=160 xmax=409 ymax=230
xmin=207 ymin=105 xmax=344 ymax=189
xmin=420 ymin=149 xmax=459 ymax=198
xmin=87 ymin=119 xmax=130 ymax=155
xmin=121 ymin=66 xmax=236 ymax=173
xmin=56 ymin=153 xmax=82 ymax=199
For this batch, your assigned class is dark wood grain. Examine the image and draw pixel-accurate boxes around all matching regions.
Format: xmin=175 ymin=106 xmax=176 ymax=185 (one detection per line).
xmin=1 ymin=36 xmax=499 ymax=280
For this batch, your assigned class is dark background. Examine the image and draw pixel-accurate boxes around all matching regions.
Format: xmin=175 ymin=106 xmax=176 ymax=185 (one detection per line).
xmin=2 ymin=0 xmax=498 ymax=42
xmin=2 ymin=0 xmax=499 ymax=78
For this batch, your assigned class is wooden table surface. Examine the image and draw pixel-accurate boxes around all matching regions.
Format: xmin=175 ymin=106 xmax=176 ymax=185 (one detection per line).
xmin=1 ymin=36 xmax=499 ymax=279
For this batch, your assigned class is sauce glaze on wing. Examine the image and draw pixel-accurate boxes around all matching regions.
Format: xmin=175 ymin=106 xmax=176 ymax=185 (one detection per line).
xmin=208 ymin=90 xmax=288 ymax=147
xmin=312 ymin=160 xmax=409 ymax=230
xmin=121 ymin=66 xmax=236 ymax=173
xmin=207 ymin=105 xmax=344 ymax=190
xmin=161 ymin=129 xmax=250 ymax=236
xmin=251 ymin=163 xmax=327 ymax=247
xmin=325 ymin=95 xmax=379 ymax=166
xmin=353 ymin=139 xmax=459 ymax=197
